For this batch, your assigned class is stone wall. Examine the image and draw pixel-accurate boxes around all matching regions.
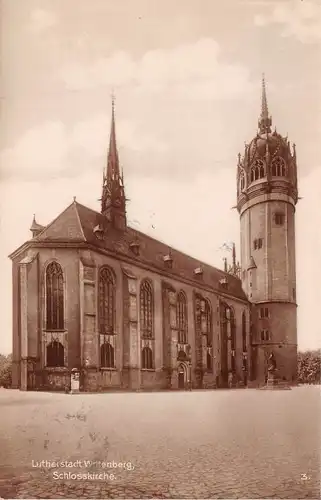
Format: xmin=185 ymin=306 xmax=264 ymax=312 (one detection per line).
xmin=13 ymin=244 xmax=250 ymax=391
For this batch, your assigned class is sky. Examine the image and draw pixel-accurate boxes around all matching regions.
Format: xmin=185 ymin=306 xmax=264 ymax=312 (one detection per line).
xmin=0 ymin=0 xmax=320 ymax=354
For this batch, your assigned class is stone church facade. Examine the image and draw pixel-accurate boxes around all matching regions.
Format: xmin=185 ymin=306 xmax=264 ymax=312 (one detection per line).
xmin=9 ymin=79 xmax=298 ymax=391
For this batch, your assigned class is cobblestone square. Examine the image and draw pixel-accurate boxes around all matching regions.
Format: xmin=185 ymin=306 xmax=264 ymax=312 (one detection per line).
xmin=0 ymin=387 xmax=320 ymax=499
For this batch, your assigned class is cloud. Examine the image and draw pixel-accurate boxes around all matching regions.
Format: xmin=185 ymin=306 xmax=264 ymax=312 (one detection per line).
xmin=61 ymin=38 xmax=253 ymax=99
xmin=0 ymin=38 xmax=255 ymax=184
xmin=28 ymin=9 xmax=57 ymax=33
xmin=0 ymin=115 xmax=167 ymax=182
xmin=254 ymin=0 xmax=321 ymax=43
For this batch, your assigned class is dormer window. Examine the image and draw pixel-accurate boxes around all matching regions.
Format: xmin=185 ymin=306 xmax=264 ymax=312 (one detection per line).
xmin=253 ymin=238 xmax=263 ymax=250
xmin=194 ymin=267 xmax=203 ymax=276
xmin=163 ymin=254 xmax=173 ymax=269
xmin=129 ymin=240 xmax=140 ymax=256
xmin=219 ymin=277 xmax=228 ymax=290
xmin=93 ymin=224 xmax=104 ymax=240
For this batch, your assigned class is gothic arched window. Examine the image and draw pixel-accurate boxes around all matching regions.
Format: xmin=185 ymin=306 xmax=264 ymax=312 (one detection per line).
xmin=242 ymin=311 xmax=247 ymax=353
xmin=140 ymin=280 xmax=153 ymax=338
xmin=250 ymin=159 xmax=265 ymax=183
xmin=207 ymin=351 xmax=213 ymax=371
xmin=100 ymin=342 xmax=114 ymax=368
xmin=142 ymin=346 xmax=153 ymax=369
xmin=239 ymin=170 xmax=245 ymax=191
xmin=177 ymin=291 xmax=188 ymax=344
xmin=98 ymin=267 xmax=115 ymax=335
xmin=204 ymin=300 xmax=212 ymax=347
xmin=271 ymin=156 xmax=286 ymax=177
xmin=229 ymin=308 xmax=236 ymax=372
xmin=46 ymin=340 xmax=64 ymax=367
xmin=46 ymin=262 xmax=64 ymax=331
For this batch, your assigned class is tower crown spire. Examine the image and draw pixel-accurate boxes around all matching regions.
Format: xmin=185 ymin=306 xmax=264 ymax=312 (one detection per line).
xmin=258 ymin=74 xmax=272 ymax=134
xmin=101 ymin=95 xmax=126 ymax=230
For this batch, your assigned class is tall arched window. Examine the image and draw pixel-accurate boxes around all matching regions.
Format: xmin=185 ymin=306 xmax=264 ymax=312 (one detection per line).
xmin=46 ymin=340 xmax=64 ymax=367
xmin=177 ymin=291 xmax=187 ymax=344
xmin=271 ymin=156 xmax=286 ymax=177
xmin=207 ymin=351 xmax=213 ymax=371
xmin=239 ymin=171 xmax=245 ymax=191
xmin=140 ymin=280 xmax=153 ymax=338
xmin=229 ymin=307 xmax=236 ymax=372
xmin=100 ymin=342 xmax=114 ymax=368
xmin=250 ymin=159 xmax=265 ymax=182
xmin=46 ymin=262 xmax=64 ymax=330
xmin=220 ymin=302 xmax=229 ymax=385
xmin=242 ymin=311 xmax=247 ymax=353
xmin=204 ymin=300 xmax=213 ymax=372
xmin=204 ymin=300 xmax=212 ymax=347
xmin=98 ymin=267 xmax=115 ymax=335
xmin=142 ymin=346 xmax=153 ymax=369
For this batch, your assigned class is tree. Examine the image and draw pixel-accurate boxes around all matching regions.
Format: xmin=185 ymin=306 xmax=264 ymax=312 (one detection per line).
xmin=298 ymin=350 xmax=321 ymax=385
xmin=0 ymin=354 xmax=12 ymax=388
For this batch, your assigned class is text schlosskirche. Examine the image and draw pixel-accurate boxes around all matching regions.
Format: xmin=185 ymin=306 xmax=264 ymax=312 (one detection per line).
xmin=31 ymin=460 xmax=135 ymax=470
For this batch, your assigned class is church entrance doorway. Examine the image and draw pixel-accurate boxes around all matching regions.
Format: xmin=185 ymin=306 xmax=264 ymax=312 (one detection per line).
xmin=178 ymin=364 xmax=186 ymax=390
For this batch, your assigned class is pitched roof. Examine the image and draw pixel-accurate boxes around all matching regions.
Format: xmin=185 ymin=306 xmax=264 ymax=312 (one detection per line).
xmin=18 ymin=201 xmax=247 ymax=301
xmin=34 ymin=202 xmax=85 ymax=242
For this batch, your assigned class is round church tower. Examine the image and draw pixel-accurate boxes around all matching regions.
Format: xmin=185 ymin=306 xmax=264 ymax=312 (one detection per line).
xmin=236 ymin=77 xmax=298 ymax=386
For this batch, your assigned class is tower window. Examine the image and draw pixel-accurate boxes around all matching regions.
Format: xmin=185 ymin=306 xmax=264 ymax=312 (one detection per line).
xmin=293 ymin=288 xmax=296 ymax=301
xmin=261 ymin=330 xmax=270 ymax=341
xmin=253 ymin=238 xmax=263 ymax=250
xmin=275 ymin=213 xmax=285 ymax=225
xmin=250 ymin=159 xmax=266 ymax=183
xmin=271 ymin=157 xmax=286 ymax=177
xmin=259 ymin=307 xmax=269 ymax=318
xmin=239 ymin=171 xmax=245 ymax=191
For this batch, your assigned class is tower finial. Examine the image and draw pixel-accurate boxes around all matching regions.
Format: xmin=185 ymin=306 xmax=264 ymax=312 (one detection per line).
xmin=261 ymin=74 xmax=268 ymax=119
xmin=111 ymin=88 xmax=115 ymax=113
xmin=223 ymin=257 xmax=227 ymax=273
xmin=258 ymin=74 xmax=272 ymax=134
xmin=232 ymin=242 xmax=236 ymax=271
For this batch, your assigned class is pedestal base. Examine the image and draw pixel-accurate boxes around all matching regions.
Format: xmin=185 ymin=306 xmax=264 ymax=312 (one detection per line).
xmin=260 ymin=372 xmax=292 ymax=390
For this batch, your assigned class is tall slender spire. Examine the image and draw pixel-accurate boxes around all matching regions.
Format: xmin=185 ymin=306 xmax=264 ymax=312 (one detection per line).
xmin=258 ymin=74 xmax=272 ymax=134
xmin=101 ymin=95 xmax=126 ymax=230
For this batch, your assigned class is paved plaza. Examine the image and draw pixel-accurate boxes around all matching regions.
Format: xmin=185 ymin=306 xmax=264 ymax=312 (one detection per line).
xmin=0 ymin=387 xmax=320 ymax=499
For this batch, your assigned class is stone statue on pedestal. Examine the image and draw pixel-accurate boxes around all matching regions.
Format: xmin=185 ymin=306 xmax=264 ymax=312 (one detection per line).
xmin=267 ymin=352 xmax=277 ymax=372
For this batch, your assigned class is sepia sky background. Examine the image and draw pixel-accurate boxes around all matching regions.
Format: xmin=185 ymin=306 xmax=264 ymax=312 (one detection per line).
xmin=0 ymin=0 xmax=320 ymax=354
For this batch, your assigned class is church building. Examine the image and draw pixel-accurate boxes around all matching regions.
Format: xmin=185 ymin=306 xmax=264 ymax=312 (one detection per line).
xmin=9 ymin=78 xmax=299 ymax=391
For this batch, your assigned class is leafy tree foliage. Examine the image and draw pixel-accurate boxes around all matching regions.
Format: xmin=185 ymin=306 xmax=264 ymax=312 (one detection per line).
xmin=298 ymin=350 xmax=321 ymax=385
xmin=0 ymin=354 xmax=12 ymax=388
